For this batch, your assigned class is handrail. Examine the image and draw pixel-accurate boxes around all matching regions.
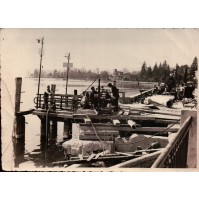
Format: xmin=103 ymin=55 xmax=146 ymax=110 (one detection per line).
xmin=34 ymin=91 xmax=126 ymax=110
xmin=151 ymin=116 xmax=192 ymax=168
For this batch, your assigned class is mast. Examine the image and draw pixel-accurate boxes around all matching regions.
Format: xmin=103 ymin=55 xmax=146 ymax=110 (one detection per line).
xmin=37 ymin=36 xmax=44 ymax=95
xmin=65 ymin=53 xmax=71 ymax=95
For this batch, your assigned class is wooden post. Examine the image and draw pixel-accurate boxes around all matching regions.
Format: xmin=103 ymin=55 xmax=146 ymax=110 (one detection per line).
xmin=40 ymin=117 xmax=49 ymax=139
xmin=49 ymin=120 xmax=57 ymax=139
xmin=72 ymin=90 xmax=78 ymax=112
xmin=180 ymin=109 xmax=197 ymax=168
xmin=13 ymin=137 xmax=25 ymax=168
xmin=122 ymin=92 xmax=125 ymax=104
xmin=14 ymin=77 xmax=26 ymax=139
xmin=14 ymin=77 xmax=22 ymax=114
xmin=51 ymin=84 xmax=56 ymax=109
xmin=14 ymin=115 xmax=25 ymax=139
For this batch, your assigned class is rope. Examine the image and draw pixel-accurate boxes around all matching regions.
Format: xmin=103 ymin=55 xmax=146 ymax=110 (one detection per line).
xmin=82 ymin=74 xmax=100 ymax=94
xmin=84 ymin=113 xmax=110 ymax=153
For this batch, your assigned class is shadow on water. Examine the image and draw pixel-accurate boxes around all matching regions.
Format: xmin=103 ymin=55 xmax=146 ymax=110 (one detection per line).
xmin=13 ymin=138 xmax=25 ymax=168
xmin=13 ymin=123 xmax=66 ymax=168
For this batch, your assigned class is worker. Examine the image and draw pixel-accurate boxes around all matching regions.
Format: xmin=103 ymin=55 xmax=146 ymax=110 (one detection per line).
xmin=184 ymin=81 xmax=195 ymax=99
xmin=81 ymin=92 xmax=91 ymax=109
xmin=43 ymin=85 xmax=52 ymax=109
xmin=107 ymin=83 xmax=119 ymax=111
xmin=90 ymin=86 xmax=98 ymax=109
xmin=165 ymin=73 xmax=176 ymax=94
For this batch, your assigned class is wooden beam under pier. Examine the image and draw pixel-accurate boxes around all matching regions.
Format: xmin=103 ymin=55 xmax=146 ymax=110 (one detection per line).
xmin=110 ymin=150 xmax=162 ymax=168
xmin=33 ymin=109 xmax=180 ymax=124
xmin=17 ymin=109 xmax=35 ymax=116
xmin=79 ymin=123 xmax=179 ymax=133
xmin=52 ymin=155 xmax=137 ymax=166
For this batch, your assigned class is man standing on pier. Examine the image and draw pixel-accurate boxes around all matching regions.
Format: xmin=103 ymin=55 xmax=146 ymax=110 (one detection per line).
xmin=43 ymin=85 xmax=53 ymax=110
xmin=166 ymin=73 xmax=176 ymax=94
xmin=90 ymin=86 xmax=98 ymax=109
xmin=107 ymin=83 xmax=119 ymax=111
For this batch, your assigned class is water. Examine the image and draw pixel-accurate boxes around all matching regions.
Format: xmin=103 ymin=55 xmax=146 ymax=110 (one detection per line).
xmin=2 ymin=78 xmax=146 ymax=170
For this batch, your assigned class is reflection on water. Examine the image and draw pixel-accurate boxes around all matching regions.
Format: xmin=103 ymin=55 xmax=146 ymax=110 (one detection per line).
xmin=10 ymin=78 xmax=152 ymax=169
xmin=13 ymin=133 xmax=66 ymax=168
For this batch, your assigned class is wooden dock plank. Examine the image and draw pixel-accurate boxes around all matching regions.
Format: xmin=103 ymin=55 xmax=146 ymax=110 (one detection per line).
xmin=127 ymin=120 xmax=136 ymax=128
xmin=110 ymin=150 xmax=162 ymax=168
xmin=112 ymin=119 xmax=121 ymax=126
xmin=17 ymin=109 xmax=35 ymax=116
xmin=84 ymin=118 xmax=91 ymax=125
xmin=33 ymin=109 xmax=180 ymax=125
xmin=79 ymin=124 xmax=179 ymax=133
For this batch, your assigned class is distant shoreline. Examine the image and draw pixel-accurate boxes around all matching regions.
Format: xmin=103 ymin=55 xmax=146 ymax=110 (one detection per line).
xmin=26 ymin=77 xmax=157 ymax=89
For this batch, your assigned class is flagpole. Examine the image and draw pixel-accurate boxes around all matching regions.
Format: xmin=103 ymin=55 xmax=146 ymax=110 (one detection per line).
xmin=37 ymin=36 xmax=44 ymax=96
xmin=65 ymin=53 xmax=70 ymax=95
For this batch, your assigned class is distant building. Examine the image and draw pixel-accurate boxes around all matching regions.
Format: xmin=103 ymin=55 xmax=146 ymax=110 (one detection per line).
xmin=113 ymin=69 xmax=123 ymax=80
xmin=112 ymin=69 xmax=138 ymax=81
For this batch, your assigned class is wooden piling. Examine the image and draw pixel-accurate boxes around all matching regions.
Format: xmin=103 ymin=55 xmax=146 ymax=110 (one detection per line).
xmin=122 ymin=92 xmax=125 ymax=104
xmin=40 ymin=117 xmax=48 ymax=138
xmin=72 ymin=90 xmax=78 ymax=111
xmin=50 ymin=84 xmax=56 ymax=109
xmin=14 ymin=115 xmax=25 ymax=139
xmin=13 ymin=137 xmax=25 ymax=167
xmin=49 ymin=120 xmax=58 ymax=138
xmin=14 ymin=77 xmax=26 ymax=139
xmin=14 ymin=77 xmax=22 ymax=114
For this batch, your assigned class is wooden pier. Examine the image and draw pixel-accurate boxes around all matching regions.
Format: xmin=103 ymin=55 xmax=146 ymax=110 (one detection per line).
xmin=13 ymin=77 xmax=197 ymax=168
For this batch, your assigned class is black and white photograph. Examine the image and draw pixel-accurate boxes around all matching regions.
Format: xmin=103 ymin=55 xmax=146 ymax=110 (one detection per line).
xmin=1 ymin=28 xmax=198 ymax=171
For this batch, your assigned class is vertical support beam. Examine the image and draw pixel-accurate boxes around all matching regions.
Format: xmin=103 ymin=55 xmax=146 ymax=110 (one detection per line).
xmin=180 ymin=109 xmax=197 ymax=168
xmin=14 ymin=77 xmax=22 ymax=114
xmin=40 ymin=117 xmax=49 ymax=139
xmin=98 ymin=78 xmax=101 ymax=108
xmin=72 ymin=90 xmax=78 ymax=112
xmin=14 ymin=77 xmax=25 ymax=139
xmin=51 ymin=84 xmax=56 ymax=110
xmin=13 ymin=137 xmax=25 ymax=168
xmin=49 ymin=120 xmax=58 ymax=139
xmin=14 ymin=115 xmax=25 ymax=139
xmin=122 ymin=92 xmax=125 ymax=104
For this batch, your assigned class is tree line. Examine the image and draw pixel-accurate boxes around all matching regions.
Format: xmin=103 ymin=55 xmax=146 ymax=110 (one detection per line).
xmin=31 ymin=57 xmax=198 ymax=84
xmin=138 ymin=57 xmax=198 ymax=84
xmin=32 ymin=68 xmax=110 ymax=81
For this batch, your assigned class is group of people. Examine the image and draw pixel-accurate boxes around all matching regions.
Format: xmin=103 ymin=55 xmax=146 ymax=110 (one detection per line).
xmin=153 ymin=73 xmax=196 ymax=101
xmin=81 ymin=82 xmax=120 ymax=111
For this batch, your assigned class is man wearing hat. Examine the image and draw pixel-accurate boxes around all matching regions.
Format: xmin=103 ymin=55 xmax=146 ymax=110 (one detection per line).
xmin=107 ymin=83 xmax=119 ymax=111
xmin=90 ymin=86 xmax=98 ymax=108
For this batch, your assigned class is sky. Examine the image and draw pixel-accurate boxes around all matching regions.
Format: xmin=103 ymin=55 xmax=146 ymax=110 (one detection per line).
xmin=1 ymin=28 xmax=199 ymax=79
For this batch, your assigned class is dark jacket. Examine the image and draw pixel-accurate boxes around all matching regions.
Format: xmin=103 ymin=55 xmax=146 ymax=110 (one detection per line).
xmin=111 ymin=85 xmax=119 ymax=98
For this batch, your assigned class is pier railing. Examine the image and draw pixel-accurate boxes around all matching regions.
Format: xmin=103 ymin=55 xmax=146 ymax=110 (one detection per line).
xmin=151 ymin=116 xmax=192 ymax=168
xmin=34 ymin=94 xmax=82 ymax=110
xmin=34 ymin=91 xmax=126 ymax=110
xmin=126 ymin=88 xmax=155 ymax=104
